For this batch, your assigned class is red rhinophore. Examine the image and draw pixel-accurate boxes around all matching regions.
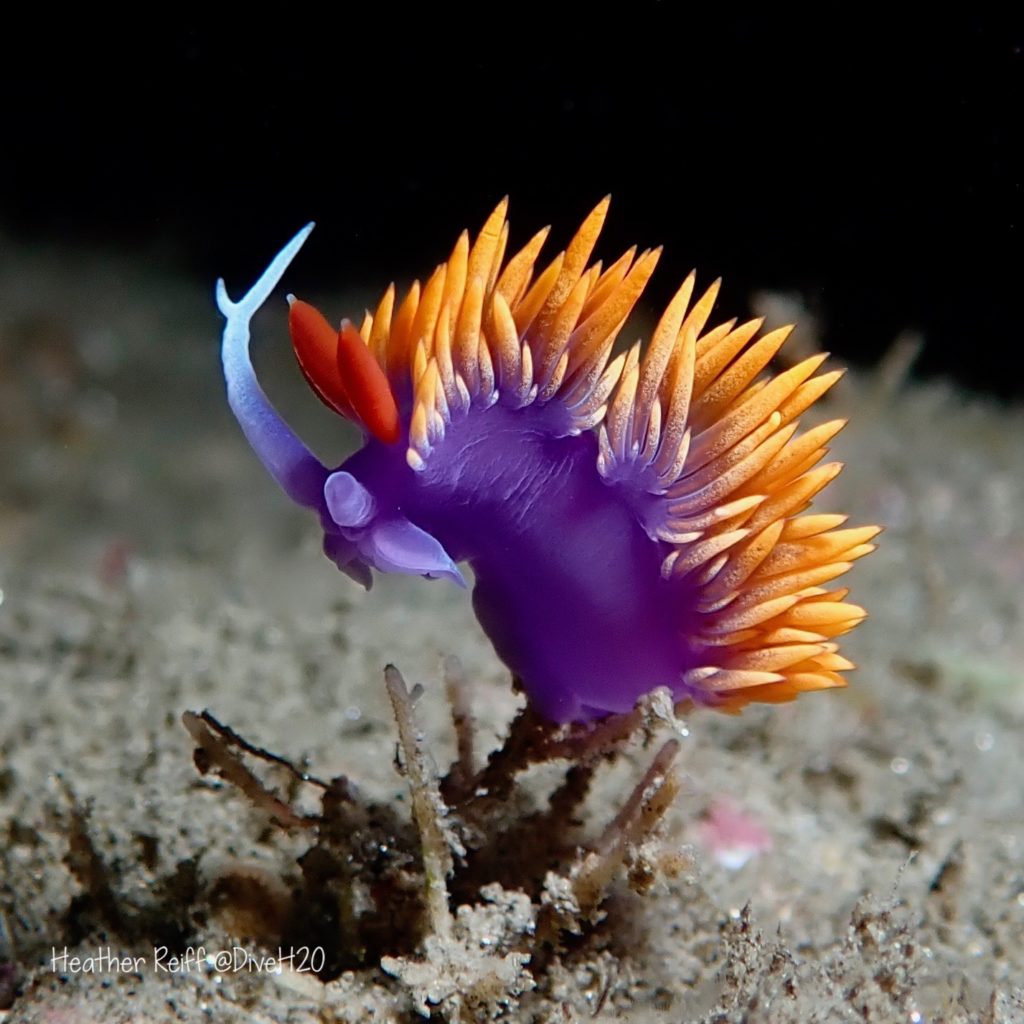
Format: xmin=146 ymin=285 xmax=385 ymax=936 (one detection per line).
xmin=336 ymin=321 xmax=401 ymax=445
xmin=288 ymin=298 xmax=355 ymax=419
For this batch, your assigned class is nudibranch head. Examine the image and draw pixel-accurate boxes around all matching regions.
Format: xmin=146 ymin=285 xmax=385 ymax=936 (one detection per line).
xmin=218 ymin=200 xmax=877 ymax=722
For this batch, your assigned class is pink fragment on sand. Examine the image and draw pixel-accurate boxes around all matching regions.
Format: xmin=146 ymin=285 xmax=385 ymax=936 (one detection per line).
xmin=697 ymin=797 xmax=773 ymax=869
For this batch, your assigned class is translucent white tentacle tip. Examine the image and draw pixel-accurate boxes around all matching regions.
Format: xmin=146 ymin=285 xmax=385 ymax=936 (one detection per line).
xmin=217 ymin=222 xmax=316 ymax=319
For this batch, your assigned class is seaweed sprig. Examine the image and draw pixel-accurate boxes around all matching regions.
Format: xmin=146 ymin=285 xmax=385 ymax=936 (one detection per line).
xmin=183 ymin=662 xmax=685 ymax=1020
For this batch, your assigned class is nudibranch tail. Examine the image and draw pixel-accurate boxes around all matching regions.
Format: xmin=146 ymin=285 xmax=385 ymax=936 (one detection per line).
xmin=219 ymin=201 xmax=878 ymax=721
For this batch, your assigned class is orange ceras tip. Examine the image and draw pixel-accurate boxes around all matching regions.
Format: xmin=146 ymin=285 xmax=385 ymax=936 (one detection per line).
xmin=336 ymin=320 xmax=402 ymax=445
xmin=287 ymin=297 xmax=355 ymax=419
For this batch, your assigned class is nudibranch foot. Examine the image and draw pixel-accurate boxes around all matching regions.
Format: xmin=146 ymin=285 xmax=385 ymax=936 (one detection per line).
xmin=219 ymin=200 xmax=878 ymax=722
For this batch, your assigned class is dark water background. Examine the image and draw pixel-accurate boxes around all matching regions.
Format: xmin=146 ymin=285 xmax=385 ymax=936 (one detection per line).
xmin=2 ymin=12 xmax=1019 ymax=396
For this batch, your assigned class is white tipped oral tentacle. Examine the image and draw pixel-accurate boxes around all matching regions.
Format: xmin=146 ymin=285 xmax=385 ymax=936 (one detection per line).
xmin=218 ymin=223 xmax=329 ymax=511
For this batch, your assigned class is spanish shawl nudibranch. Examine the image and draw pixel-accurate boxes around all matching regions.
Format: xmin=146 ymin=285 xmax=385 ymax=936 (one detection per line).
xmin=218 ymin=199 xmax=878 ymax=723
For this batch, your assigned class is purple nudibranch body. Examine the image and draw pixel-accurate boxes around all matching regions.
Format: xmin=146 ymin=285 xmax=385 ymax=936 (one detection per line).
xmin=218 ymin=200 xmax=877 ymax=722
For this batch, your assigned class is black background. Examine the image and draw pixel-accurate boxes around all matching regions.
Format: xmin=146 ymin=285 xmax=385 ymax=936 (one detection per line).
xmin=3 ymin=12 xmax=1019 ymax=396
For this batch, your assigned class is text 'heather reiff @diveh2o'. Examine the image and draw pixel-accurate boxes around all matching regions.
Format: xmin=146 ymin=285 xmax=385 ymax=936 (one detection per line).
xmin=49 ymin=945 xmax=327 ymax=976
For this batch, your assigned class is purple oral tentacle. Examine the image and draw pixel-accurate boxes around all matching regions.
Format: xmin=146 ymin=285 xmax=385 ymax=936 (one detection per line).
xmin=359 ymin=518 xmax=466 ymax=588
xmin=324 ymin=471 xmax=376 ymax=528
xmin=217 ymin=224 xmax=329 ymax=513
xmin=323 ymin=533 xmax=374 ymax=590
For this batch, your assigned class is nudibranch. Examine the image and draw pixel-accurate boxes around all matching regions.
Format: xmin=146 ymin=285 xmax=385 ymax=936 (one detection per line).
xmin=218 ymin=200 xmax=877 ymax=722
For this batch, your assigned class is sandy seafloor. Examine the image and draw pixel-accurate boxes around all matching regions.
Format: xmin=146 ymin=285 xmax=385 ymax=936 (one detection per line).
xmin=0 ymin=236 xmax=1022 ymax=1023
